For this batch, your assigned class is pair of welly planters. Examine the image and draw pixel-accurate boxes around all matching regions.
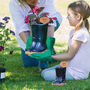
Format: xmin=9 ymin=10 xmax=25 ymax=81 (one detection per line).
xmin=26 ymin=22 xmax=67 ymax=86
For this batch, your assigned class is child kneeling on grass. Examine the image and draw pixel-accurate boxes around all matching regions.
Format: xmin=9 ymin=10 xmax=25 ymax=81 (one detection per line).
xmin=41 ymin=0 xmax=90 ymax=84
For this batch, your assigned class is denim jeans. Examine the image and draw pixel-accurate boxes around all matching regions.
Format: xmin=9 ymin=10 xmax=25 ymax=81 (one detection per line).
xmin=41 ymin=64 xmax=75 ymax=81
xmin=21 ymin=49 xmax=48 ymax=69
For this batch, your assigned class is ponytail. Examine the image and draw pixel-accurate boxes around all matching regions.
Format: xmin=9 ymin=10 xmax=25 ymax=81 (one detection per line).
xmin=68 ymin=0 xmax=90 ymax=32
xmin=84 ymin=19 xmax=89 ymax=31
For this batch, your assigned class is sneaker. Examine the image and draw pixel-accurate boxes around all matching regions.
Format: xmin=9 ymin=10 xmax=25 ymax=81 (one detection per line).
xmin=52 ymin=78 xmax=66 ymax=86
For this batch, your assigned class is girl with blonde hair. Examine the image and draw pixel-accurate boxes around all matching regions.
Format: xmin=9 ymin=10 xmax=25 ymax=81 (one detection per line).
xmin=41 ymin=0 xmax=90 ymax=83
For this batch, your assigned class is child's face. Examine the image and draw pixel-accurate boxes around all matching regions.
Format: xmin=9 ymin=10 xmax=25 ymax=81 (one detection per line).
xmin=67 ymin=8 xmax=80 ymax=27
xmin=26 ymin=0 xmax=38 ymax=6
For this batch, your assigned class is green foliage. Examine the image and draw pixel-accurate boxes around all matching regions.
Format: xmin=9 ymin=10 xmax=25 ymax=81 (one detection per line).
xmin=0 ymin=17 xmax=15 ymax=46
xmin=0 ymin=55 xmax=6 ymax=67
xmin=0 ymin=17 xmax=15 ymax=67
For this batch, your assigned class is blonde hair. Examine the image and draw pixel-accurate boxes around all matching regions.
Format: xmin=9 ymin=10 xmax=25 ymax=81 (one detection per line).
xmin=18 ymin=0 xmax=26 ymax=3
xmin=68 ymin=0 xmax=90 ymax=31
xmin=18 ymin=0 xmax=25 ymax=2
xmin=18 ymin=0 xmax=38 ymax=5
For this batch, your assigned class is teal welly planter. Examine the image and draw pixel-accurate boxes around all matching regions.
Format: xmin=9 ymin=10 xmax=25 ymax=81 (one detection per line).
xmin=52 ymin=67 xmax=66 ymax=86
xmin=28 ymin=23 xmax=48 ymax=52
xmin=0 ymin=67 xmax=6 ymax=82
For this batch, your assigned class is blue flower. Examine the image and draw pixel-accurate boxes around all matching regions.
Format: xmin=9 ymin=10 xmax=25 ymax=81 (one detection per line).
xmin=10 ymin=30 xmax=15 ymax=35
xmin=0 ymin=22 xmax=4 ymax=25
xmin=2 ymin=16 xmax=10 ymax=23
xmin=0 ymin=22 xmax=4 ymax=28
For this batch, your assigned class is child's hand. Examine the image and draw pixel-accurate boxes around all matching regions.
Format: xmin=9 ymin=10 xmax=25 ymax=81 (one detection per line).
xmin=60 ymin=61 xmax=69 ymax=67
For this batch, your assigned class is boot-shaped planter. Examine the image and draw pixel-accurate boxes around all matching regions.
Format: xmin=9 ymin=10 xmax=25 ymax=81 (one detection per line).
xmin=0 ymin=68 xmax=6 ymax=82
xmin=52 ymin=67 xmax=66 ymax=86
xmin=26 ymin=25 xmax=38 ymax=52
xmin=34 ymin=23 xmax=48 ymax=52
xmin=28 ymin=23 xmax=48 ymax=52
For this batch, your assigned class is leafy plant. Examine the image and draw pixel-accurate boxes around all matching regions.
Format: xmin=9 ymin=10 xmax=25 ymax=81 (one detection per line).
xmin=25 ymin=6 xmax=57 ymax=25
xmin=0 ymin=16 xmax=15 ymax=67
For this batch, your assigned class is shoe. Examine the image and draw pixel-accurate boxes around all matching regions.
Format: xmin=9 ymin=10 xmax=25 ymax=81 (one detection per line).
xmin=52 ymin=78 xmax=66 ymax=86
xmin=52 ymin=67 xmax=66 ymax=86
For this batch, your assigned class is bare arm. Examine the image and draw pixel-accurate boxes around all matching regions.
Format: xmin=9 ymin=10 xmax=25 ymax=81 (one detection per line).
xmin=47 ymin=25 xmax=54 ymax=37
xmin=19 ymin=31 xmax=30 ymax=44
xmin=52 ymin=40 xmax=82 ymax=61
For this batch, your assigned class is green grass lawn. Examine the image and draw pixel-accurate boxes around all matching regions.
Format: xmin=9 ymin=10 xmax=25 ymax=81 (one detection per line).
xmin=0 ymin=38 xmax=90 ymax=90
xmin=0 ymin=0 xmax=90 ymax=90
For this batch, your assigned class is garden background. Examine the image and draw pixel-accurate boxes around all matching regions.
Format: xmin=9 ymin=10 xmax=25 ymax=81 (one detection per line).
xmin=0 ymin=0 xmax=90 ymax=90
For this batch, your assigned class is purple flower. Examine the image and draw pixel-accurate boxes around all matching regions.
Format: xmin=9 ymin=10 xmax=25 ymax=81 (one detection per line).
xmin=0 ymin=22 xmax=5 ymax=28
xmin=10 ymin=30 xmax=15 ymax=35
xmin=9 ymin=50 xmax=14 ymax=55
xmin=0 ymin=46 xmax=4 ymax=51
xmin=0 ymin=22 xmax=4 ymax=27
xmin=3 ymin=16 xmax=10 ymax=23
xmin=0 ymin=22 xmax=4 ymax=25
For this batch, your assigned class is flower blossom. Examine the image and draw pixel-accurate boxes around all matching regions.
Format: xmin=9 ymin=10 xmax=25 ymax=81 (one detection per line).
xmin=0 ymin=46 xmax=4 ymax=51
xmin=51 ymin=17 xmax=57 ymax=20
xmin=0 ymin=22 xmax=4 ymax=25
xmin=3 ymin=16 xmax=10 ymax=23
xmin=32 ymin=6 xmax=40 ymax=14
xmin=10 ymin=30 xmax=15 ymax=35
xmin=9 ymin=50 xmax=14 ymax=55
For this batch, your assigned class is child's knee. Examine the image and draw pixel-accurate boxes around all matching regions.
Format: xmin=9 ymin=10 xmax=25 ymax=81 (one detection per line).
xmin=41 ymin=70 xmax=50 ymax=81
xmin=41 ymin=69 xmax=55 ymax=81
